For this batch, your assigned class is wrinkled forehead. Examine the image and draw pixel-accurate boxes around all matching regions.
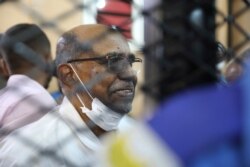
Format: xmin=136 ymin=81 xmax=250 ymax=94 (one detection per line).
xmin=76 ymin=30 xmax=130 ymax=57
xmin=95 ymin=34 xmax=129 ymax=55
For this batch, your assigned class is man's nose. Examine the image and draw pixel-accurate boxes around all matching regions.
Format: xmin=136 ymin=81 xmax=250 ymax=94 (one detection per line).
xmin=117 ymin=66 xmax=137 ymax=84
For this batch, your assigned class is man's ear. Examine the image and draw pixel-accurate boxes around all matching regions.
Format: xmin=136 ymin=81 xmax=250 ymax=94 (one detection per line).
xmin=57 ymin=64 xmax=76 ymax=87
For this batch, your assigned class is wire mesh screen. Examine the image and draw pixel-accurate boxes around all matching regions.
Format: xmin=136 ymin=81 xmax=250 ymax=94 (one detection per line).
xmin=0 ymin=0 xmax=249 ymax=166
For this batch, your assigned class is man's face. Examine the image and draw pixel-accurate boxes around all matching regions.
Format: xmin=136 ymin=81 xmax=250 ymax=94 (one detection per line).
xmin=72 ymin=34 xmax=138 ymax=114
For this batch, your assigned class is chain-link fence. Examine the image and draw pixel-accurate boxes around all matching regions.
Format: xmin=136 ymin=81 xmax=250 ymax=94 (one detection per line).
xmin=0 ymin=0 xmax=249 ymax=166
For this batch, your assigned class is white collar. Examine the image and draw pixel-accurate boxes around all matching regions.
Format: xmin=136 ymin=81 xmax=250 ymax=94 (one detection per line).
xmin=59 ymin=97 xmax=101 ymax=151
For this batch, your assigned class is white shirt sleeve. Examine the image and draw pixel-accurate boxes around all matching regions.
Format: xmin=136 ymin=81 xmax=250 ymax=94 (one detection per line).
xmin=1 ymin=93 xmax=56 ymax=135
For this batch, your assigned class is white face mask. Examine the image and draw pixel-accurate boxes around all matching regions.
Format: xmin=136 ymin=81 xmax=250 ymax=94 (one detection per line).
xmin=69 ymin=64 xmax=124 ymax=131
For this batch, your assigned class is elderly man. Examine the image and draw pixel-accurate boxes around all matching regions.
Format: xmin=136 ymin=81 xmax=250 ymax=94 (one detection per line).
xmin=0 ymin=24 xmax=141 ymax=166
xmin=0 ymin=24 xmax=56 ymax=137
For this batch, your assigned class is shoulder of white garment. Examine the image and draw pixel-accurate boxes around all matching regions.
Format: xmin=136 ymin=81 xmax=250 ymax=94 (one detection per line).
xmin=7 ymin=74 xmax=49 ymax=93
xmin=0 ymin=74 xmax=56 ymax=104
xmin=0 ymin=106 xmax=62 ymax=165
xmin=0 ymin=98 xmax=102 ymax=166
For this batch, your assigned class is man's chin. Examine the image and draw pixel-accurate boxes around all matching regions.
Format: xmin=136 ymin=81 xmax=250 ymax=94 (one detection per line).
xmin=111 ymin=102 xmax=132 ymax=115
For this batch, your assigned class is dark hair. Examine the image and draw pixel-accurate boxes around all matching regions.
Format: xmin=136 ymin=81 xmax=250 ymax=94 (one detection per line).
xmin=216 ymin=42 xmax=228 ymax=62
xmin=0 ymin=23 xmax=51 ymax=73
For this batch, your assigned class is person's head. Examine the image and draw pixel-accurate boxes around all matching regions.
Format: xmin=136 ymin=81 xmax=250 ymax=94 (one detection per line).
xmin=222 ymin=49 xmax=250 ymax=83
xmin=0 ymin=23 xmax=53 ymax=88
xmin=56 ymin=24 xmax=140 ymax=115
xmin=215 ymin=41 xmax=250 ymax=83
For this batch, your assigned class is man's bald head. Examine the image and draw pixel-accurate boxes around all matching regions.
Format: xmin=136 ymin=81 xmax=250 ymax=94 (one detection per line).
xmin=55 ymin=24 xmax=129 ymax=66
xmin=56 ymin=24 xmax=137 ymax=115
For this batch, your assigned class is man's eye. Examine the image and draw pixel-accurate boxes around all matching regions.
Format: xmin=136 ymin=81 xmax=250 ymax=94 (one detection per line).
xmin=109 ymin=57 xmax=123 ymax=64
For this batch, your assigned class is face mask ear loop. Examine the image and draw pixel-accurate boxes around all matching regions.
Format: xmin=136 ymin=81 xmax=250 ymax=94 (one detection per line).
xmin=76 ymin=93 xmax=86 ymax=108
xmin=69 ymin=63 xmax=94 ymax=100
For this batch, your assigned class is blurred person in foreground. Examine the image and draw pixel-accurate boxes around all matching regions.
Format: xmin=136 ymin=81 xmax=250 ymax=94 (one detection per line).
xmin=0 ymin=24 xmax=57 ymax=138
xmin=0 ymin=24 xmax=142 ymax=166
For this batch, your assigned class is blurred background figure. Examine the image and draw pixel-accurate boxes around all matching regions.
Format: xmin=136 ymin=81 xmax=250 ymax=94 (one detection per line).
xmin=221 ymin=49 xmax=250 ymax=83
xmin=0 ymin=23 xmax=57 ymax=138
xmin=0 ymin=33 xmax=8 ymax=89
xmin=216 ymin=41 xmax=250 ymax=84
